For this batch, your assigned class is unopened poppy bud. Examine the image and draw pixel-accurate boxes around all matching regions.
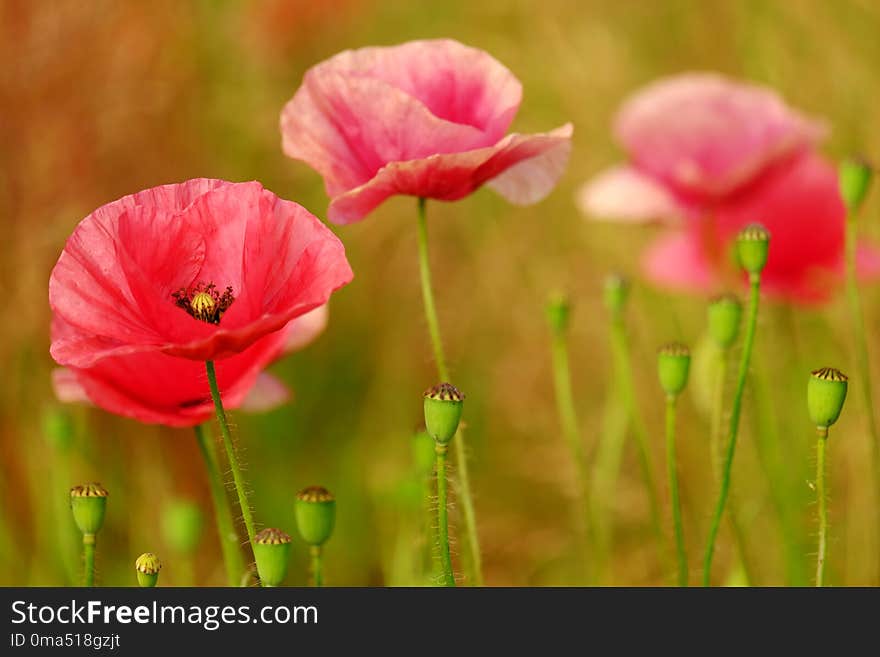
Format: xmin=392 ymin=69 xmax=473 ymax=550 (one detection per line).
xmin=161 ymin=500 xmax=204 ymax=555
xmin=135 ymin=552 xmax=161 ymax=588
xmin=253 ymin=528 xmax=292 ymax=587
xmin=808 ymin=367 xmax=848 ymax=430
xmin=707 ymin=294 xmax=742 ymax=349
xmin=423 ymin=382 xmax=464 ymax=445
xmin=658 ymin=343 xmax=691 ymax=397
xmin=295 ymin=486 xmax=336 ymax=547
xmin=545 ymin=293 xmax=570 ymax=334
xmin=70 ymin=483 xmax=108 ymax=536
xmin=604 ymin=273 xmax=630 ymax=315
xmin=736 ymin=224 xmax=770 ymax=275
xmin=42 ymin=407 xmax=74 ymax=451
xmin=412 ymin=429 xmax=436 ymax=477
xmin=839 ymin=157 xmax=873 ymax=212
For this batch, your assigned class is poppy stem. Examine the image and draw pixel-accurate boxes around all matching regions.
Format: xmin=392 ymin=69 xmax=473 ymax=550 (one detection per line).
xmin=815 ymin=427 xmax=829 ymax=586
xmin=702 ymin=273 xmax=762 ymax=586
xmin=435 ymin=445 xmax=456 ymax=586
xmin=194 ymin=424 xmax=246 ymax=586
xmin=548 ymin=310 xmax=592 ymax=582
xmin=844 ymin=206 xmax=880 ymax=584
xmin=310 ymin=545 xmax=324 ymax=587
xmin=416 ymin=198 xmax=483 ymax=586
xmin=204 ymin=361 xmax=258 ymax=561
xmin=82 ymin=534 xmax=96 ymax=587
xmin=665 ymin=396 xmax=688 ymax=586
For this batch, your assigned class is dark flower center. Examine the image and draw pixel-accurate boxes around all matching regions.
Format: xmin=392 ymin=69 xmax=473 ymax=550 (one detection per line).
xmin=172 ymin=282 xmax=235 ymax=325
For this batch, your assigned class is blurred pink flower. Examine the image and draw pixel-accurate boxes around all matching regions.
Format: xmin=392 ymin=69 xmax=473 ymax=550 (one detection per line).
xmin=578 ymin=72 xmax=878 ymax=303
xmin=281 ymin=38 xmax=573 ymax=224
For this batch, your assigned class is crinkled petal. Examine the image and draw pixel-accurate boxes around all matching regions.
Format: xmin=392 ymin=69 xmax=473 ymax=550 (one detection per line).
xmin=575 ymin=165 xmax=685 ymax=223
xmin=327 ymin=124 xmax=573 ymax=224
xmin=615 ymin=72 xmax=827 ymax=197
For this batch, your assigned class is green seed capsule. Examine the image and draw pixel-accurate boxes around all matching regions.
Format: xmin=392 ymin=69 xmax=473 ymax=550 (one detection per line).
xmin=135 ymin=552 xmax=161 ymax=588
xmin=808 ymin=367 xmax=848 ymax=430
xmin=658 ymin=343 xmax=691 ymax=397
xmin=839 ymin=157 xmax=873 ymax=213
xmin=736 ymin=223 xmax=771 ymax=275
xmin=707 ymin=294 xmax=742 ymax=349
xmin=423 ymin=382 xmax=464 ymax=445
xmin=412 ymin=429 xmax=436 ymax=478
xmin=295 ymin=486 xmax=336 ymax=547
xmin=70 ymin=483 xmax=108 ymax=536
xmin=604 ymin=273 xmax=630 ymax=315
xmin=545 ymin=293 xmax=570 ymax=334
xmin=253 ymin=528 xmax=292 ymax=587
xmin=161 ymin=500 xmax=204 ymax=555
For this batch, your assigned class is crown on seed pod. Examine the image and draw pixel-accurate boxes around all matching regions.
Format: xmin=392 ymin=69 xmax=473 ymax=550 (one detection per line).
xmin=736 ymin=223 xmax=771 ymax=275
xmin=423 ymin=383 xmax=464 ymax=445
xmin=808 ymin=367 xmax=848 ymax=431
xmin=70 ymin=483 xmax=108 ymax=536
xmin=135 ymin=552 xmax=162 ymax=588
xmin=295 ymin=487 xmax=336 ymax=547
xmin=657 ymin=343 xmax=691 ymax=397
xmin=253 ymin=528 xmax=292 ymax=587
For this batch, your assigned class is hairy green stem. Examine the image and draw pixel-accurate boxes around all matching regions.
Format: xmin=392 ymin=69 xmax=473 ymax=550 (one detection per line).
xmin=205 ymin=361 xmax=257 ymax=555
xmin=549 ymin=321 xmax=591 ymax=580
xmin=845 ymin=207 xmax=880 ymax=583
xmin=416 ymin=198 xmax=483 ymax=586
xmin=310 ymin=545 xmax=324 ymax=587
xmin=436 ymin=447 xmax=456 ymax=587
xmin=702 ymin=274 xmax=761 ymax=586
xmin=195 ymin=424 xmax=245 ymax=586
xmin=609 ymin=313 xmax=667 ymax=568
xmin=665 ymin=397 xmax=688 ymax=586
xmin=816 ymin=428 xmax=829 ymax=586
xmin=82 ymin=534 xmax=96 ymax=587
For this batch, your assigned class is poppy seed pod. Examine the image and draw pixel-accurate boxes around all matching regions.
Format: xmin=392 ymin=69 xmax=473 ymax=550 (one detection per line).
xmin=736 ymin=224 xmax=771 ymax=275
xmin=70 ymin=483 xmax=108 ymax=536
xmin=658 ymin=343 xmax=691 ymax=397
xmin=161 ymin=500 xmax=204 ymax=555
xmin=839 ymin=157 xmax=873 ymax=212
xmin=808 ymin=367 xmax=848 ymax=430
xmin=545 ymin=293 xmax=571 ymax=334
xmin=135 ymin=552 xmax=161 ymax=588
xmin=295 ymin=487 xmax=336 ymax=547
xmin=253 ymin=528 xmax=292 ymax=587
xmin=604 ymin=273 xmax=630 ymax=315
xmin=423 ymin=383 xmax=464 ymax=445
xmin=707 ymin=294 xmax=742 ymax=349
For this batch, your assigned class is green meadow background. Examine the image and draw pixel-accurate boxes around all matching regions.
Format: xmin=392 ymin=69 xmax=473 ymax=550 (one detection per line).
xmin=2 ymin=0 xmax=880 ymax=586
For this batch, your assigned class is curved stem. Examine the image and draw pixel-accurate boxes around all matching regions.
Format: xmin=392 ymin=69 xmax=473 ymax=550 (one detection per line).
xmin=416 ymin=198 xmax=483 ymax=586
xmin=205 ymin=361 xmax=257 ymax=552
xmin=310 ymin=545 xmax=324 ymax=587
xmin=194 ymin=424 xmax=245 ymax=586
xmin=665 ymin=397 xmax=688 ymax=586
xmin=549 ymin=317 xmax=592 ymax=582
xmin=816 ymin=428 xmax=829 ymax=586
xmin=436 ymin=447 xmax=456 ymax=586
xmin=610 ymin=314 xmax=667 ymax=568
xmin=702 ymin=274 xmax=761 ymax=586
xmin=845 ymin=208 xmax=880 ymax=583
xmin=83 ymin=534 xmax=95 ymax=587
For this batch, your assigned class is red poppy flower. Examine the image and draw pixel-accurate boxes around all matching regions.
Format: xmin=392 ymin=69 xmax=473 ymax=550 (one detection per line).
xmin=577 ymin=73 xmax=879 ymax=303
xmin=49 ymin=179 xmax=352 ymax=426
xmin=280 ymin=39 xmax=573 ymax=224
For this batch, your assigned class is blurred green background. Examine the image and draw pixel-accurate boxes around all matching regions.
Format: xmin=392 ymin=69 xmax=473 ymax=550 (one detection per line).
xmin=2 ymin=0 xmax=880 ymax=586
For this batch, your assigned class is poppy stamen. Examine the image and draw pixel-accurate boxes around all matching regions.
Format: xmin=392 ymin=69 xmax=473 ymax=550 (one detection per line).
xmin=172 ymin=282 xmax=235 ymax=325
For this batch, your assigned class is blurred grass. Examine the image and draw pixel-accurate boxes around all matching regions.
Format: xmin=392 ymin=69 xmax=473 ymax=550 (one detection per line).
xmin=1 ymin=0 xmax=880 ymax=585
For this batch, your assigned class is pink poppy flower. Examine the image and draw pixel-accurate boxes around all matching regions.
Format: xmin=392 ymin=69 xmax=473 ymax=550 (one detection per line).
xmin=280 ymin=38 xmax=573 ymax=224
xmin=49 ymin=179 xmax=352 ymax=426
xmin=577 ymin=72 xmax=878 ymax=303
